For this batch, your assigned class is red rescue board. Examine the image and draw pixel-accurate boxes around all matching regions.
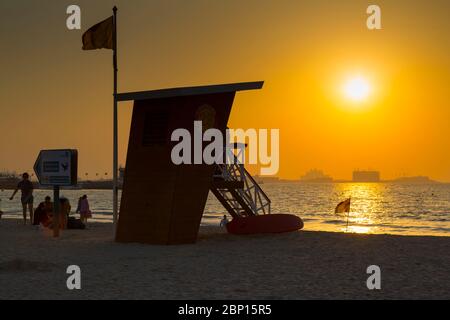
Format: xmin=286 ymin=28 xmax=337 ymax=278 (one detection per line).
xmin=226 ymin=214 xmax=304 ymax=235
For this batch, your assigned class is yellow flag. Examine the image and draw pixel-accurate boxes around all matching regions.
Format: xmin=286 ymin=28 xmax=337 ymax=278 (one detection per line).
xmin=82 ymin=16 xmax=114 ymax=50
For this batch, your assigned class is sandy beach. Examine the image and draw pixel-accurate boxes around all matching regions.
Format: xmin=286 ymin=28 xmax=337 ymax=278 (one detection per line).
xmin=0 ymin=218 xmax=449 ymax=300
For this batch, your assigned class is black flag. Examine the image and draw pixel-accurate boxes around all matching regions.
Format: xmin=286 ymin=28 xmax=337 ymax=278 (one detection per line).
xmin=335 ymin=198 xmax=351 ymax=214
xmin=82 ymin=16 xmax=114 ymax=50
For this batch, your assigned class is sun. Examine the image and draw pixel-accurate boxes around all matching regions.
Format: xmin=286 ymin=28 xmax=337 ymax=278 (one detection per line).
xmin=343 ymin=77 xmax=371 ymax=102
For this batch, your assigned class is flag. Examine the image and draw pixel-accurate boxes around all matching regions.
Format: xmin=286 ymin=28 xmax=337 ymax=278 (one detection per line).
xmin=335 ymin=198 xmax=351 ymax=214
xmin=82 ymin=16 xmax=114 ymax=50
xmin=82 ymin=7 xmax=119 ymax=224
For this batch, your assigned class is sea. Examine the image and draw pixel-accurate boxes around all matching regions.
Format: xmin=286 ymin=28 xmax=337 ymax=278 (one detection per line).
xmin=1 ymin=183 xmax=450 ymax=237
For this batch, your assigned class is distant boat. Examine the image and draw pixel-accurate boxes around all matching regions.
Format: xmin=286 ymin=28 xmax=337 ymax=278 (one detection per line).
xmin=300 ymin=169 xmax=333 ymax=183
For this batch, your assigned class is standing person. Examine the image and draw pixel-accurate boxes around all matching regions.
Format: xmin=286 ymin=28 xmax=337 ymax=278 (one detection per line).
xmin=10 ymin=173 xmax=34 ymax=225
xmin=76 ymin=196 xmax=82 ymax=214
xmin=76 ymin=195 xmax=92 ymax=224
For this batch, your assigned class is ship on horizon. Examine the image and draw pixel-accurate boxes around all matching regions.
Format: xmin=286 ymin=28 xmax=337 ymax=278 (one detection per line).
xmin=299 ymin=169 xmax=333 ymax=183
xmin=352 ymin=170 xmax=381 ymax=183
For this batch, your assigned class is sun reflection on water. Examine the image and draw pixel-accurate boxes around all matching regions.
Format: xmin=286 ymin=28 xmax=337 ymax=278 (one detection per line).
xmin=344 ymin=225 xmax=373 ymax=234
xmin=335 ymin=183 xmax=387 ymax=234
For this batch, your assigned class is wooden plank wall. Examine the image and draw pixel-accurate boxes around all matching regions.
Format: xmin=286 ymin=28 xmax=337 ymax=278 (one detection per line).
xmin=116 ymin=92 xmax=235 ymax=244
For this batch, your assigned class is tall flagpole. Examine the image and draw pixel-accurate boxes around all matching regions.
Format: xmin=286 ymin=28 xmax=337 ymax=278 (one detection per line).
xmin=112 ymin=6 xmax=119 ymax=224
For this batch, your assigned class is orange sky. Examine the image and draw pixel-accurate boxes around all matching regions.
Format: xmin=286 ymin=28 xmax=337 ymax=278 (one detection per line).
xmin=0 ymin=0 xmax=449 ymax=181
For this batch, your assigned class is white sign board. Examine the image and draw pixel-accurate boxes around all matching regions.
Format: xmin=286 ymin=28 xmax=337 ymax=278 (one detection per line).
xmin=34 ymin=149 xmax=78 ymax=186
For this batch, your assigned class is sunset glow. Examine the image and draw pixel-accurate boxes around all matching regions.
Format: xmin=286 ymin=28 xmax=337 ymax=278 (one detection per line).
xmin=0 ymin=1 xmax=449 ymax=183
xmin=1 ymin=1 xmax=450 ymax=302
xmin=343 ymin=77 xmax=371 ymax=102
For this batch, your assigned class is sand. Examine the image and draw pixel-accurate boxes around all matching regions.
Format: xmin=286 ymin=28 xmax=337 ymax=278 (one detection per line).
xmin=0 ymin=218 xmax=449 ymax=300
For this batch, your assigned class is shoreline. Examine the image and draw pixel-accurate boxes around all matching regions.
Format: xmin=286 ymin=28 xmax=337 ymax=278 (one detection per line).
xmin=2 ymin=214 xmax=450 ymax=238
xmin=2 ymin=180 xmax=450 ymax=192
xmin=2 ymin=215 xmax=450 ymax=239
xmin=1 ymin=218 xmax=449 ymax=299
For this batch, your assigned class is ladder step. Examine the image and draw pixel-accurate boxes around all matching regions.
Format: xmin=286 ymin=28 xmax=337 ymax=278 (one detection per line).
xmin=211 ymin=180 xmax=244 ymax=190
xmin=210 ymin=162 xmax=271 ymax=218
xmin=210 ymin=187 xmax=240 ymax=219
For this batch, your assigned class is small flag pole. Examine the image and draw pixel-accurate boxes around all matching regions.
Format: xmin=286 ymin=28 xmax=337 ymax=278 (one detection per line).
xmin=345 ymin=197 xmax=351 ymax=233
xmin=112 ymin=6 xmax=119 ymax=225
xmin=346 ymin=211 xmax=350 ymax=232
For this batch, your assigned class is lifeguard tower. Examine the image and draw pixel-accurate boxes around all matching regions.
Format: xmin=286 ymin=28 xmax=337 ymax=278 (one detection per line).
xmin=115 ymin=81 xmax=271 ymax=245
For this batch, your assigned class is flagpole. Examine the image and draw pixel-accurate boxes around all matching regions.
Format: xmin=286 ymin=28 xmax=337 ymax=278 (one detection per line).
xmin=346 ymin=197 xmax=351 ymax=232
xmin=346 ymin=211 xmax=350 ymax=232
xmin=112 ymin=6 xmax=118 ymax=225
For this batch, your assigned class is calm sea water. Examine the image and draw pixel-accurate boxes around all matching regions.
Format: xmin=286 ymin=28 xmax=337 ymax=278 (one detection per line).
xmin=1 ymin=183 xmax=450 ymax=237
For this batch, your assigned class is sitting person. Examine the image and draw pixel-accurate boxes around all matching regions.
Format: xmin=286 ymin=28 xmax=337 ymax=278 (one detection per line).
xmin=41 ymin=197 xmax=70 ymax=230
xmin=33 ymin=204 xmax=43 ymax=225
xmin=33 ymin=196 xmax=53 ymax=226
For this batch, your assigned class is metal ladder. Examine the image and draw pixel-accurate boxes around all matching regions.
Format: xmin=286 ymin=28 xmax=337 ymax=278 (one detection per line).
xmin=210 ymin=148 xmax=271 ymax=218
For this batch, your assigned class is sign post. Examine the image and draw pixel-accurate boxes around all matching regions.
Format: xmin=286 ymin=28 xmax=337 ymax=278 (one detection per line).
xmin=53 ymin=185 xmax=60 ymax=238
xmin=34 ymin=149 xmax=78 ymax=238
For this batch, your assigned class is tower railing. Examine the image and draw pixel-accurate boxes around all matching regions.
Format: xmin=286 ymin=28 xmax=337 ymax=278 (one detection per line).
xmin=212 ymin=145 xmax=271 ymax=217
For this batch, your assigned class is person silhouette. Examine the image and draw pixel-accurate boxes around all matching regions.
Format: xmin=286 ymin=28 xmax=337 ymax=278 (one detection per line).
xmin=220 ymin=215 xmax=229 ymax=227
xmin=10 ymin=173 xmax=34 ymax=225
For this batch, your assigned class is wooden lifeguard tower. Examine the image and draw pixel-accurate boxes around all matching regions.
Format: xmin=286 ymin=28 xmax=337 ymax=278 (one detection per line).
xmin=115 ymin=81 xmax=271 ymax=245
